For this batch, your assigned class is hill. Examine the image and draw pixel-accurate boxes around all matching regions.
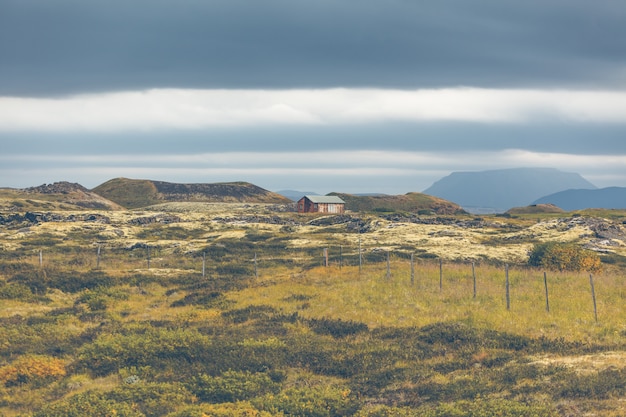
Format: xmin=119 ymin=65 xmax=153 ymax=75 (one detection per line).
xmin=0 ymin=181 xmax=123 ymax=211
xmin=92 ymin=178 xmax=292 ymax=209
xmin=506 ymin=203 xmax=565 ymax=215
xmin=329 ymin=192 xmax=466 ymax=215
xmin=423 ymin=167 xmax=596 ymax=213
xmin=533 ymin=186 xmax=626 ymax=211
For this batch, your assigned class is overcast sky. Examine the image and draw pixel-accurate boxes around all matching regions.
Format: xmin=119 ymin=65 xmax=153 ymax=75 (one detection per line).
xmin=1 ymin=0 xmax=625 ymax=194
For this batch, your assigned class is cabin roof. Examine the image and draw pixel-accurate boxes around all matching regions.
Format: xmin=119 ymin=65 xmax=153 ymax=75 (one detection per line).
xmin=300 ymin=195 xmax=345 ymax=204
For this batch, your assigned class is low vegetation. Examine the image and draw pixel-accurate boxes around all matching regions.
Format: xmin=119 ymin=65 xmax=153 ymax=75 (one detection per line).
xmin=1 ymin=203 xmax=626 ymax=416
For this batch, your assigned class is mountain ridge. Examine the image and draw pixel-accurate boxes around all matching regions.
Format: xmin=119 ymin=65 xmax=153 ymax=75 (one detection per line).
xmin=533 ymin=187 xmax=626 ymax=211
xmin=423 ymin=167 xmax=597 ymax=213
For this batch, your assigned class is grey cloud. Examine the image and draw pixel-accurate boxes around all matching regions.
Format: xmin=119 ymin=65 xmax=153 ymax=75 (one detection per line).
xmin=1 ymin=0 xmax=625 ymax=95
xmin=2 ymin=122 xmax=625 ymax=156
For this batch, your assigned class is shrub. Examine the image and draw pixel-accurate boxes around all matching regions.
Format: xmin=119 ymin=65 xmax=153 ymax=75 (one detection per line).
xmin=190 ymin=370 xmax=281 ymax=403
xmin=0 ymin=354 xmax=66 ymax=387
xmin=169 ymin=402 xmax=274 ymax=417
xmin=32 ymin=391 xmax=144 ymax=417
xmin=48 ymin=270 xmax=117 ymax=293
xmin=76 ymin=327 xmax=213 ymax=376
xmin=556 ymin=368 xmax=626 ymax=399
xmin=254 ymin=385 xmax=357 ymax=417
xmin=0 ymin=282 xmax=36 ymax=301
xmin=416 ymin=398 xmax=558 ymax=417
xmin=9 ymin=271 xmax=48 ymax=295
xmin=307 ymin=317 xmax=369 ymax=338
xmin=170 ymin=291 xmax=228 ymax=308
xmin=528 ymin=242 xmax=602 ymax=272
xmin=108 ymin=382 xmax=194 ymax=416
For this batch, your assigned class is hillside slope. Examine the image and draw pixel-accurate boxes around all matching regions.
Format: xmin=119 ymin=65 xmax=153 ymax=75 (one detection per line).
xmin=93 ymin=178 xmax=292 ymax=209
xmin=0 ymin=182 xmax=123 ymax=211
xmin=423 ymin=167 xmax=596 ymax=213
xmin=533 ymin=187 xmax=626 ymax=211
xmin=329 ymin=192 xmax=466 ymax=215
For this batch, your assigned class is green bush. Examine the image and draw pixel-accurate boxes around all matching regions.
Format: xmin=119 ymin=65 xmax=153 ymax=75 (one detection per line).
xmin=170 ymin=291 xmax=228 ymax=308
xmin=356 ymin=399 xmax=557 ymax=417
xmin=254 ymin=385 xmax=357 ymax=417
xmin=190 ymin=370 xmax=281 ymax=403
xmin=9 ymin=271 xmax=48 ymax=295
xmin=76 ymin=327 xmax=213 ymax=376
xmin=48 ymin=270 xmax=117 ymax=293
xmin=556 ymin=368 xmax=626 ymax=399
xmin=307 ymin=317 xmax=369 ymax=338
xmin=528 ymin=242 xmax=602 ymax=272
xmin=108 ymin=382 xmax=194 ymax=416
xmin=0 ymin=282 xmax=36 ymax=301
xmin=32 ymin=391 xmax=144 ymax=417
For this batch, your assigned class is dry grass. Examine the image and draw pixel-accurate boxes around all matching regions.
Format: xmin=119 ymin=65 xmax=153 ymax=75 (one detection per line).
xmin=230 ymin=261 xmax=626 ymax=343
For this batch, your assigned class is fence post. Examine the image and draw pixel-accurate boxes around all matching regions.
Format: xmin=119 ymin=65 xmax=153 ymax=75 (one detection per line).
xmin=324 ymin=248 xmax=329 ymax=267
xmin=472 ymin=262 xmax=476 ymax=299
xmin=410 ymin=253 xmax=415 ymax=285
xmin=439 ymin=258 xmax=443 ymax=291
xmin=543 ymin=271 xmax=550 ymax=313
xmin=254 ymin=252 xmax=258 ymax=279
xmin=505 ymin=264 xmax=510 ymax=311
xmin=147 ymin=246 xmax=151 ymax=269
xmin=386 ymin=251 xmax=391 ymax=280
xmin=358 ymin=235 xmax=362 ymax=276
xmin=339 ymin=245 xmax=343 ymax=271
xmin=39 ymin=250 xmax=43 ymax=268
xmin=590 ymin=274 xmax=598 ymax=323
xmin=202 ymin=252 xmax=206 ymax=278
xmin=96 ymin=245 xmax=101 ymax=269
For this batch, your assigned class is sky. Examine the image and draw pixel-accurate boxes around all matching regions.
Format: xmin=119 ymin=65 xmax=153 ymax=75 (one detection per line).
xmin=1 ymin=0 xmax=625 ymax=194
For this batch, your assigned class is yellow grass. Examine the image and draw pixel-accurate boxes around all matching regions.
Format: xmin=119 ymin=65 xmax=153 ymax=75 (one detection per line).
xmin=230 ymin=261 xmax=626 ymax=343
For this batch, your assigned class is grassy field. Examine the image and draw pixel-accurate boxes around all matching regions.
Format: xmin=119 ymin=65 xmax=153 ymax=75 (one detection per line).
xmin=1 ymin=204 xmax=626 ymax=416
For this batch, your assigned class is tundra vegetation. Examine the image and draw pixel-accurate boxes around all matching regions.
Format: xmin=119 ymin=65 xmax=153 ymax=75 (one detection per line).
xmin=0 ymin=202 xmax=626 ymax=416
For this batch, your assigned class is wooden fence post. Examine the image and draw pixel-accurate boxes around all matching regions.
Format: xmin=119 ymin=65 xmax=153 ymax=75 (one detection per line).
xmin=39 ymin=250 xmax=43 ymax=268
xmin=410 ymin=253 xmax=415 ymax=286
xmin=254 ymin=252 xmax=258 ymax=279
xmin=339 ymin=245 xmax=343 ymax=271
xmin=590 ymin=274 xmax=598 ymax=323
xmin=358 ymin=235 xmax=362 ymax=276
xmin=543 ymin=271 xmax=550 ymax=313
xmin=147 ymin=246 xmax=151 ymax=269
xmin=386 ymin=251 xmax=391 ymax=280
xmin=96 ymin=245 xmax=101 ymax=269
xmin=472 ymin=262 xmax=476 ymax=299
xmin=439 ymin=258 xmax=443 ymax=291
xmin=324 ymin=248 xmax=329 ymax=267
xmin=505 ymin=264 xmax=510 ymax=311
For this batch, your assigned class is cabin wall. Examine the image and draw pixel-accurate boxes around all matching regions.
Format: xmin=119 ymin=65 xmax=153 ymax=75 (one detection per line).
xmin=297 ymin=198 xmax=345 ymax=214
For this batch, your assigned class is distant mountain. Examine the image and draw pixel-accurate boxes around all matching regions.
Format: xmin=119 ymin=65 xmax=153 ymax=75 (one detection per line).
xmin=0 ymin=181 xmax=123 ymax=211
xmin=329 ymin=192 xmax=466 ymax=215
xmin=533 ymin=187 xmax=626 ymax=211
xmin=93 ymin=178 xmax=292 ymax=209
xmin=423 ymin=168 xmax=597 ymax=213
xmin=276 ymin=190 xmax=320 ymax=201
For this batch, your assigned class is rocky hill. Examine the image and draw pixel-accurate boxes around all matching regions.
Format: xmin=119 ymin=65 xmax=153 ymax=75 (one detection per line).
xmin=0 ymin=182 xmax=123 ymax=211
xmin=423 ymin=167 xmax=596 ymax=213
xmin=92 ymin=178 xmax=292 ymax=209
xmin=533 ymin=187 xmax=626 ymax=211
xmin=506 ymin=203 xmax=565 ymax=215
xmin=329 ymin=192 xmax=466 ymax=215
